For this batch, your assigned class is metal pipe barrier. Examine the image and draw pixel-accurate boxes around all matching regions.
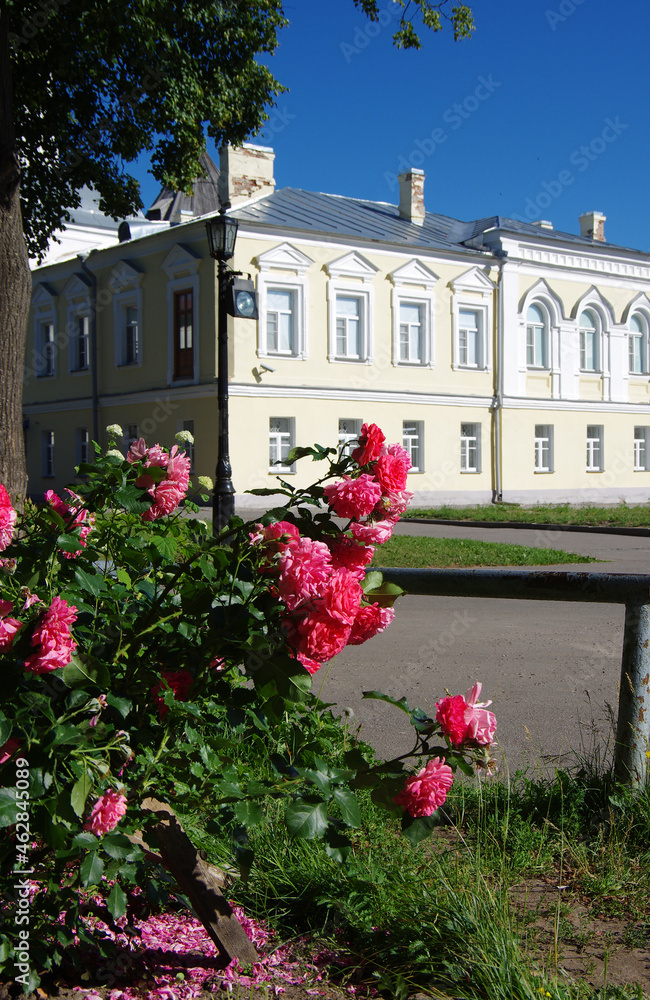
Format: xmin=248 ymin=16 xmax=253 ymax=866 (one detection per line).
xmin=378 ymin=568 xmax=650 ymax=788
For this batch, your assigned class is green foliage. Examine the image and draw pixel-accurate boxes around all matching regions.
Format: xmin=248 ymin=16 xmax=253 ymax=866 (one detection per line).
xmin=371 ymin=534 xmax=598 ymax=567
xmin=405 ymin=501 xmax=650 ymax=527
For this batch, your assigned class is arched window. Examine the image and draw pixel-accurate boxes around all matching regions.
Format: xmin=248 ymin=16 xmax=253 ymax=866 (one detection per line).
xmin=579 ymin=309 xmax=600 ymax=372
xmin=526 ymin=303 xmax=548 ymax=368
xmin=629 ymin=313 xmax=648 ymax=374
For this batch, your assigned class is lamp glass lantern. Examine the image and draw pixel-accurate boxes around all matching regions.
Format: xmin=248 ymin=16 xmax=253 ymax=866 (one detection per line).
xmin=206 ymin=213 xmax=239 ymax=261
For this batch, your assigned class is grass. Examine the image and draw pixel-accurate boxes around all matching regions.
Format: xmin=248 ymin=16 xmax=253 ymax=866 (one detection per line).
xmin=184 ymin=706 xmax=650 ymax=1000
xmin=404 ymin=502 xmax=650 ymax=527
xmin=370 ymin=534 xmax=598 ymax=567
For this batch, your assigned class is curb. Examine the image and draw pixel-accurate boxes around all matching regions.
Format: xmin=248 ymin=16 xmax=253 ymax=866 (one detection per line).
xmin=403 ymin=517 xmax=650 ymax=537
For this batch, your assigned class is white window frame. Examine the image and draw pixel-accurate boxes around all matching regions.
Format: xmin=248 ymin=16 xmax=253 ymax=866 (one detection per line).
xmin=628 ymin=313 xmax=649 ymax=375
xmin=161 ymin=244 xmax=201 ymax=386
xmin=460 ymin=422 xmax=481 ymax=473
xmin=256 ymin=244 xmax=311 ymax=361
xmin=634 ymin=426 xmax=650 ymax=472
xmin=177 ymin=418 xmax=195 ymax=472
xmin=42 ymin=430 xmax=55 ymax=478
xmin=338 ymin=418 xmax=362 ymax=458
xmin=31 ymin=283 xmax=58 ymax=381
xmin=534 ymin=424 xmax=554 ymax=473
xmin=390 ymin=260 xmax=437 ymax=368
xmin=269 ymin=417 xmax=295 ymax=474
xmin=579 ymin=310 xmax=601 ymax=373
xmin=326 ymin=252 xmax=377 ymax=364
xmin=526 ymin=303 xmax=549 ymax=370
xmin=75 ymin=427 xmax=90 ymax=468
xmin=586 ymin=425 xmax=604 ymax=472
xmin=110 ymin=261 xmax=144 ymax=369
xmin=64 ymin=273 xmax=92 ymax=375
xmin=403 ymin=420 xmax=423 ymax=473
xmin=450 ymin=268 xmax=494 ymax=372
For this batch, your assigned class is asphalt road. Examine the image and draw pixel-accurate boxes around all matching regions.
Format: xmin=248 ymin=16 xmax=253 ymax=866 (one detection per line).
xmin=313 ymin=521 xmax=650 ymax=776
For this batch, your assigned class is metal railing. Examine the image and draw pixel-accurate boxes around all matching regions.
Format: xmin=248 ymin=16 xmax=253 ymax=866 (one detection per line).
xmin=379 ymin=568 xmax=650 ymax=788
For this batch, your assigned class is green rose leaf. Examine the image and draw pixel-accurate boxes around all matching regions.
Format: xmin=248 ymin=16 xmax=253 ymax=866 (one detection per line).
xmin=106 ymin=881 xmax=127 ymax=920
xmin=70 ymin=771 xmax=93 ymax=818
xmin=401 ymin=811 xmax=443 ymax=845
xmin=332 ymin=788 xmax=362 ymax=828
xmin=362 ymin=690 xmax=411 ymax=715
xmin=0 ymin=710 xmax=11 ymax=746
xmin=285 ymin=799 xmax=329 ymax=840
xmin=80 ymin=850 xmax=105 ymax=886
xmin=74 ymin=566 xmax=107 ymax=597
xmin=233 ymin=800 xmax=265 ymax=827
xmin=0 ymin=788 xmax=19 ymax=827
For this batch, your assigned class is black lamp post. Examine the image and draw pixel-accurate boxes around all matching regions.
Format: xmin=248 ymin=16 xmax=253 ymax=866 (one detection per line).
xmin=206 ymin=207 xmax=239 ymax=535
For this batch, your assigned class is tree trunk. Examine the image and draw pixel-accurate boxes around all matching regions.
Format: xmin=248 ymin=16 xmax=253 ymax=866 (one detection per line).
xmin=0 ymin=4 xmax=29 ymax=504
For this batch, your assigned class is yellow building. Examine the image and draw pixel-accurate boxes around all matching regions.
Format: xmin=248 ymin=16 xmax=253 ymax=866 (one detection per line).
xmin=24 ymin=145 xmax=650 ymax=507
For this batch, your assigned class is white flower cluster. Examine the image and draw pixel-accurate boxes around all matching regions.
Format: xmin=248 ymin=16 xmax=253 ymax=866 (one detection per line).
xmin=105 ymin=424 xmax=123 ymax=438
xmin=197 ymin=476 xmax=213 ymax=490
xmin=175 ymin=430 xmax=195 ymax=445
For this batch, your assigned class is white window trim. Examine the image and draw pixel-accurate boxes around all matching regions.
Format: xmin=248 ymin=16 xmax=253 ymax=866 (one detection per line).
xmin=460 ymin=422 xmax=481 ymax=474
xmin=31 ymin=283 xmax=58 ymax=380
xmin=257 ymin=277 xmax=308 ymax=360
xmin=392 ymin=291 xmax=435 ymax=367
xmin=162 ymin=244 xmax=201 ymax=386
xmin=64 ymin=274 xmax=92 ymax=375
xmin=525 ymin=303 xmax=550 ymax=371
xmin=269 ymin=417 xmax=296 ymax=474
xmin=111 ymin=261 xmax=145 ymax=369
xmin=634 ymin=426 xmax=650 ymax=472
xmin=450 ymin=268 xmax=494 ymax=372
xmin=75 ymin=427 xmax=90 ymax=468
xmin=326 ymin=252 xmax=377 ymax=364
xmin=42 ymin=430 xmax=55 ymax=478
xmin=628 ymin=311 xmax=650 ymax=376
xmin=338 ymin=418 xmax=362 ymax=457
xmin=403 ymin=420 xmax=424 ymax=473
xmin=534 ymin=424 xmax=554 ymax=474
xmin=586 ymin=425 xmax=604 ymax=472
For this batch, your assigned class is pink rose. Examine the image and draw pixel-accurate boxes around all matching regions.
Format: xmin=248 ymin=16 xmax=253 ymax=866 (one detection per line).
xmin=373 ymin=489 xmax=414 ymax=522
xmin=393 ymin=757 xmax=454 ymax=817
xmin=350 ymin=519 xmax=394 ymax=545
xmin=296 ymin=651 xmax=322 ymax=675
xmin=373 ymin=444 xmax=411 ymax=492
xmin=348 ymin=603 xmax=395 ymax=645
xmin=0 ymin=599 xmax=22 ymax=651
xmin=84 ymin=789 xmax=128 ymax=836
xmin=45 ymin=489 xmax=94 ymax=558
xmin=249 ymin=520 xmax=300 ymax=560
xmin=24 ymin=596 xmax=77 ymax=674
xmin=0 ymin=484 xmax=17 ymax=552
xmin=351 ymin=423 xmax=385 ymax=466
xmin=151 ymin=669 xmax=194 ymax=718
xmin=293 ymin=611 xmax=351 ymax=663
xmin=323 ymin=475 xmax=383 ymax=520
xmin=0 ymin=737 xmax=21 ymax=765
xmin=141 ymin=446 xmax=191 ymax=521
xmin=329 ymin=537 xmax=375 ymax=579
xmin=277 ymin=537 xmax=332 ymax=610
xmin=321 ymin=568 xmax=364 ymax=625
xmin=436 ymin=683 xmax=497 ymax=748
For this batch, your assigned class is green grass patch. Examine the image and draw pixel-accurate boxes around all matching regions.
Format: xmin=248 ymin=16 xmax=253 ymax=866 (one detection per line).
xmin=371 ymin=533 xmax=597 ymax=567
xmin=404 ymin=501 xmax=650 ymax=527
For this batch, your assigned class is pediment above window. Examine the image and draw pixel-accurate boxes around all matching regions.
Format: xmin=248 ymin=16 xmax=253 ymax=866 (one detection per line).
xmin=326 ymin=251 xmax=378 ymax=283
xmin=570 ymin=286 xmax=615 ymax=326
xmin=450 ymin=266 xmax=495 ymax=297
xmin=63 ymin=273 xmax=92 ymax=303
xmin=32 ymin=282 xmax=57 ymax=309
xmin=256 ymin=243 xmax=313 ymax=275
xmin=518 ymin=279 xmax=566 ymax=325
xmin=109 ymin=260 xmax=144 ymax=293
xmin=389 ymin=259 xmax=439 ymax=290
xmin=161 ymin=243 xmax=202 ymax=278
xmin=621 ymin=292 xmax=650 ymax=325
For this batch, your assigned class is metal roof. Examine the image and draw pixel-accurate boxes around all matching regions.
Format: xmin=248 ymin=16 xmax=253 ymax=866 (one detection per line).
xmin=147 ymin=152 xmax=220 ymax=222
xmin=231 ymin=188 xmax=647 ymax=257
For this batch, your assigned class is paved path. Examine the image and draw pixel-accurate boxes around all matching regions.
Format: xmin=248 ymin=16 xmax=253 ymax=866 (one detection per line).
xmin=315 ymin=521 xmax=650 ymax=776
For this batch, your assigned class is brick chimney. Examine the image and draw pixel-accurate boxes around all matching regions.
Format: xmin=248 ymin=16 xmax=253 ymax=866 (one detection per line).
xmin=398 ymin=169 xmax=425 ymax=226
xmin=579 ymin=211 xmax=606 ymax=242
xmin=218 ymin=143 xmax=275 ymax=207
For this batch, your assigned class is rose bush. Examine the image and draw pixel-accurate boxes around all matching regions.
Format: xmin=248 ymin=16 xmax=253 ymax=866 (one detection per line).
xmin=0 ymin=423 xmax=497 ymax=989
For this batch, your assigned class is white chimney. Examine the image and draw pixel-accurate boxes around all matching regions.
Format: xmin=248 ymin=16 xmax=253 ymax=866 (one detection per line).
xmin=398 ymin=169 xmax=425 ymax=226
xmin=579 ymin=211 xmax=606 ymax=242
xmin=218 ymin=143 xmax=275 ymax=208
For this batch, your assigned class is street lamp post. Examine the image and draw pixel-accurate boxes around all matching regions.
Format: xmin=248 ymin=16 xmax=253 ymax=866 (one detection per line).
xmin=206 ymin=207 xmax=239 ymax=535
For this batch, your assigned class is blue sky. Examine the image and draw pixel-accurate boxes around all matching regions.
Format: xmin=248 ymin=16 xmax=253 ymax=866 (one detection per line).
xmin=137 ymin=0 xmax=650 ymax=252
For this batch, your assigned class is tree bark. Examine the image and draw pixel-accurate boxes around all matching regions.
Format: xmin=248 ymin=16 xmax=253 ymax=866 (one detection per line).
xmin=0 ymin=5 xmax=29 ymax=504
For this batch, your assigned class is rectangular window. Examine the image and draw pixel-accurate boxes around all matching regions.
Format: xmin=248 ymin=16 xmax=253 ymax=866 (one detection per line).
xmin=399 ymin=302 xmax=423 ymax=363
xmin=73 ymin=315 xmax=90 ymax=371
xmin=174 ymin=289 xmax=194 ymax=379
xmin=403 ymin=421 xmax=423 ymax=473
xmin=460 ymin=422 xmax=481 ymax=473
xmin=37 ymin=322 xmax=56 ymax=377
xmin=42 ymin=431 xmax=54 ymax=478
xmin=75 ymin=427 xmax=90 ymax=468
xmin=534 ymin=424 xmax=553 ymax=473
xmin=634 ymin=426 xmax=650 ymax=471
xmin=586 ymin=425 xmax=604 ymax=471
xmin=580 ymin=330 xmax=598 ymax=372
xmin=338 ymin=418 xmax=362 ymax=458
xmin=124 ymin=306 xmax=139 ymax=365
xmin=526 ymin=324 xmax=546 ymax=367
xmin=335 ymin=295 xmax=361 ymax=358
xmin=266 ymin=288 xmax=295 ymax=354
xmin=269 ymin=417 xmax=295 ymax=472
xmin=458 ymin=309 xmax=481 ymax=368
